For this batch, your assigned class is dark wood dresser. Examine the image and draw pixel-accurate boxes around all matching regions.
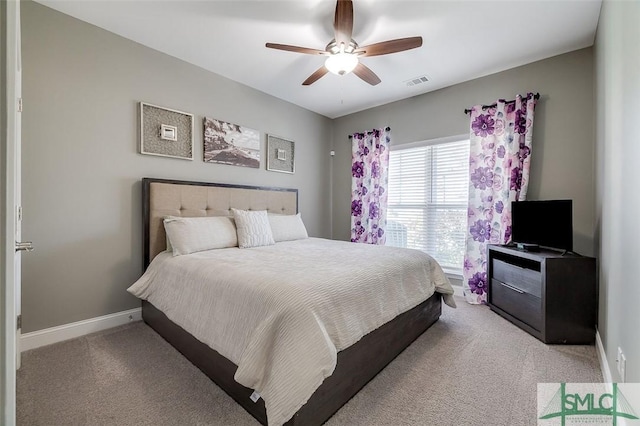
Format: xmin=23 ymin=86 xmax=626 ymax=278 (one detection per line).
xmin=487 ymin=245 xmax=596 ymax=344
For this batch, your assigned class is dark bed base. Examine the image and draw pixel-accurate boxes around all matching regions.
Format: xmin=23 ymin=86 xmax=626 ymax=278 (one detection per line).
xmin=142 ymin=293 xmax=442 ymax=425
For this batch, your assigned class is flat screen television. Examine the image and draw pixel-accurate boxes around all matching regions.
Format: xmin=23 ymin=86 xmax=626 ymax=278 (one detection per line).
xmin=511 ymin=200 xmax=573 ymax=251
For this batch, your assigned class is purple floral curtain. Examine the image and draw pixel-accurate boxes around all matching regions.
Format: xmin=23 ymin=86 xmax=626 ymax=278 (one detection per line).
xmin=463 ymin=93 xmax=536 ymax=304
xmin=350 ymin=128 xmax=390 ymax=244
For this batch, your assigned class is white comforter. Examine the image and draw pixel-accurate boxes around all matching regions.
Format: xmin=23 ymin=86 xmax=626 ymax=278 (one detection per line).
xmin=128 ymin=238 xmax=455 ymax=425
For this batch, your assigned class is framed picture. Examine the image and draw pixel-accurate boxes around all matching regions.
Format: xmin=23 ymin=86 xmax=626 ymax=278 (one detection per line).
xmin=267 ymin=134 xmax=295 ymax=174
xmin=160 ymin=124 xmax=177 ymax=141
xmin=140 ymin=102 xmax=194 ymax=160
xmin=203 ymin=117 xmax=260 ymax=168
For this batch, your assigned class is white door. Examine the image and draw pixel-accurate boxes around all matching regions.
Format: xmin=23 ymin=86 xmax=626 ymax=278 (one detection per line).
xmin=12 ymin=0 xmax=24 ymax=370
xmin=3 ymin=0 xmax=26 ymax=424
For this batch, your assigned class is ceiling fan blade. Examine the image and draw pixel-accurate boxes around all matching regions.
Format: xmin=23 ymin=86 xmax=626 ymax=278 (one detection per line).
xmin=334 ymin=0 xmax=354 ymax=47
xmin=353 ymin=63 xmax=381 ymax=86
xmin=265 ymin=43 xmax=327 ymax=55
xmin=355 ymin=37 xmax=423 ymax=57
xmin=302 ymin=66 xmax=329 ymax=86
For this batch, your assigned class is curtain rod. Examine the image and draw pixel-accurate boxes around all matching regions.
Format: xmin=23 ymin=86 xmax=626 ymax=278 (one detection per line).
xmin=348 ymin=127 xmax=391 ymax=139
xmin=464 ymin=93 xmax=540 ymax=115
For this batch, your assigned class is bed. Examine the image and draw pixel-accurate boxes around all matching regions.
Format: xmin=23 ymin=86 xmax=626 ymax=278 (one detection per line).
xmin=130 ymin=177 xmax=454 ymax=426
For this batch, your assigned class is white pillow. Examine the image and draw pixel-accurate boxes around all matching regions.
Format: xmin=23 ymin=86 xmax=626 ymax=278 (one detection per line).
xmin=164 ymin=216 xmax=237 ymax=256
xmin=232 ymin=209 xmax=275 ymax=248
xmin=268 ymin=213 xmax=309 ymax=242
xmin=166 ymin=234 xmax=173 ymax=252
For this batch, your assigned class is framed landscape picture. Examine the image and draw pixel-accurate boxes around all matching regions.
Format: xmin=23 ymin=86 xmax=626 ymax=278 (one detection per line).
xmin=203 ymin=117 xmax=260 ymax=168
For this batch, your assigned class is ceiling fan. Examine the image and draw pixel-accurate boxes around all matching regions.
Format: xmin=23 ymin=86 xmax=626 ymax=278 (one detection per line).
xmin=265 ymin=0 xmax=422 ymax=86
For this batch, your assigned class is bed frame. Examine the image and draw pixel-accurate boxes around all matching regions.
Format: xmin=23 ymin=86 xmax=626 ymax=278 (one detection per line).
xmin=141 ymin=177 xmax=442 ymax=425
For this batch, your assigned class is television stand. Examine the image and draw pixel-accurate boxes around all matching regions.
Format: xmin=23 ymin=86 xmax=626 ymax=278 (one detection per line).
xmin=487 ymin=245 xmax=596 ymax=344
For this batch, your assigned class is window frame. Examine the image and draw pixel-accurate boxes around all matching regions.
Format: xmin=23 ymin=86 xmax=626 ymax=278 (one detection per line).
xmin=388 ymin=134 xmax=469 ymax=278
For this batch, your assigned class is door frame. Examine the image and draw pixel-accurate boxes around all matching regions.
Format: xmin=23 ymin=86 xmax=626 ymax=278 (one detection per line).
xmin=2 ymin=0 xmax=21 ymax=424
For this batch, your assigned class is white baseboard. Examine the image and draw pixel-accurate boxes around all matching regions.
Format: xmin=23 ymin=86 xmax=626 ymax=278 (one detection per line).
xmin=595 ymin=328 xmax=613 ymax=383
xmin=20 ymin=307 xmax=142 ymax=352
xmin=452 ymin=285 xmax=464 ymax=298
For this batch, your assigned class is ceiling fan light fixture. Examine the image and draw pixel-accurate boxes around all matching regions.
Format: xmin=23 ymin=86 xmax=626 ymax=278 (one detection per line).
xmin=325 ymin=52 xmax=358 ymax=75
xmin=265 ymin=1 xmax=422 ymax=86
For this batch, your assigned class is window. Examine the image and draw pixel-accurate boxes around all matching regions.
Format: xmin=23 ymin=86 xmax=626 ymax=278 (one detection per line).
xmin=386 ymin=136 xmax=469 ymax=275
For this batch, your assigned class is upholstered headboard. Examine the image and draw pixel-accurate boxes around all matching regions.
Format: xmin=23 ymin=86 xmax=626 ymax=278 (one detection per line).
xmin=142 ymin=178 xmax=298 ymax=269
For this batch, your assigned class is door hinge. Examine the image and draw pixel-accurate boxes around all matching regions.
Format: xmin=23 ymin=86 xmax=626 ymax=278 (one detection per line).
xmin=17 ymin=315 xmax=22 ymax=330
xmin=17 ymin=206 xmax=22 ymax=222
xmin=17 ymin=98 xmax=22 ymax=112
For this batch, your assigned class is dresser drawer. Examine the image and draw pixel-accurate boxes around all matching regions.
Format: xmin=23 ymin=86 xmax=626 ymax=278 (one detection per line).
xmin=491 ymin=279 xmax=542 ymax=331
xmin=492 ymin=258 xmax=542 ymax=297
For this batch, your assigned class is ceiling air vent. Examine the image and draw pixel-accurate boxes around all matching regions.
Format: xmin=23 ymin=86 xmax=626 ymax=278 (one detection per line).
xmin=404 ymin=75 xmax=429 ymax=87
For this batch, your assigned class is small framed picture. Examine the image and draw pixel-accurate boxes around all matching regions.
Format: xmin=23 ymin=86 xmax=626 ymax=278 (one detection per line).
xmin=140 ymin=102 xmax=194 ymax=160
xmin=267 ymin=134 xmax=295 ymax=174
xmin=160 ymin=124 xmax=177 ymax=141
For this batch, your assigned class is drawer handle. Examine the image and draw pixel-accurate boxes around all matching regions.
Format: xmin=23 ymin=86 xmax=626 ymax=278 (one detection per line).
xmin=502 ymin=282 xmax=525 ymax=294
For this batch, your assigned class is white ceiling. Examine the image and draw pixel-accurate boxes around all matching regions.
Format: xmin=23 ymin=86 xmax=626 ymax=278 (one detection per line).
xmin=35 ymin=0 xmax=602 ymax=119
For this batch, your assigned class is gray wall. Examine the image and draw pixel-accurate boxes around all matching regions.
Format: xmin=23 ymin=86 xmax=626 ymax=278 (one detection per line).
xmin=331 ymin=49 xmax=596 ymax=260
xmin=594 ymin=0 xmax=640 ymax=383
xmin=21 ymin=1 xmax=333 ymax=333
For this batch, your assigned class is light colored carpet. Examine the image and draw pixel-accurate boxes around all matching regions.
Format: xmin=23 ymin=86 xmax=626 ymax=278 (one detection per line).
xmin=17 ymin=296 xmax=602 ymax=425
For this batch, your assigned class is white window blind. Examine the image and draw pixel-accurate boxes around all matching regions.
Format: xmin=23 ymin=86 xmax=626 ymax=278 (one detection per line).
xmin=386 ymin=137 xmax=470 ymax=274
